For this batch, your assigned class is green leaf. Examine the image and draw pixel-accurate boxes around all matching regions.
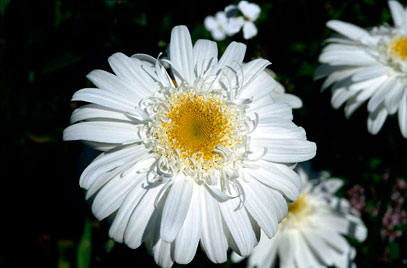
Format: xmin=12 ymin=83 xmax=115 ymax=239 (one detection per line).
xmin=77 ymin=218 xmax=92 ymax=268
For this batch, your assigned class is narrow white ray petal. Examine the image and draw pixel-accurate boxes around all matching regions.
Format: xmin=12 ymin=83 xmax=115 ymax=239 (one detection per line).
xmin=319 ymin=213 xmax=367 ymax=242
xmin=86 ymin=70 xmax=144 ymax=101
xmin=63 ymin=121 xmax=141 ymax=144
xmin=248 ymin=234 xmax=280 ymax=268
xmin=219 ymin=198 xmax=257 ymax=257
xmin=331 ymin=88 xmax=353 ymax=109
xmin=91 ymin=170 xmax=144 ymax=220
xmin=398 ymin=90 xmax=407 ymax=138
xmin=253 ymin=138 xmax=317 ymax=163
xmin=108 ymin=52 xmax=158 ymax=96
xmin=108 ymin=175 xmax=150 ymax=242
xmin=302 ymin=230 xmax=334 ymax=266
xmin=389 ymin=0 xmax=405 ymax=27
xmin=326 ymin=20 xmax=376 ymax=45
xmin=296 ymin=232 xmax=323 ymax=268
xmin=344 ymin=95 xmax=365 ymax=118
xmin=352 ymin=64 xmax=388 ymax=82
xmin=193 ymin=39 xmax=218 ymax=78
xmin=249 ymin=102 xmax=293 ymax=121
xmin=317 ymin=178 xmax=344 ymax=194
xmin=152 ymin=239 xmax=174 ymax=268
xmin=123 ymin=183 xmax=166 ymax=249
xmin=70 ymin=104 xmax=139 ymax=124
xmin=317 ymin=228 xmax=351 ymax=254
xmin=368 ymin=78 xmax=396 ymax=112
xmin=200 ymin=187 xmax=228 ymax=263
xmin=160 ymin=175 xmax=193 ymax=243
xmin=170 ymin=25 xmax=195 ymax=84
xmin=253 ymin=121 xmax=306 ymax=140
xmin=173 ymin=183 xmax=201 ymax=264
xmin=246 ymin=162 xmax=301 ymax=202
xmin=349 ymin=75 xmax=387 ymax=92
xmin=215 ymin=41 xmax=246 ymax=73
xmin=384 ymin=79 xmax=404 ymax=114
xmin=71 ymin=88 xmax=140 ymax=116
xmin=272 ymin=93 xmax=303 ymax=109
xmin=243 ymin=179 xmax=278 ymax=238
xmin=319 ymin=49 xmax=376 ymax=66
xmin=278 ymin=231 xmax=296 ymax=267
xmin=240 ymin=71 xmax=277 ymax=103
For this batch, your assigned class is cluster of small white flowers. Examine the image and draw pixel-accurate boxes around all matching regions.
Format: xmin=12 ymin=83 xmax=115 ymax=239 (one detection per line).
xmin=204 ymin=1 xmax=260 ymax=40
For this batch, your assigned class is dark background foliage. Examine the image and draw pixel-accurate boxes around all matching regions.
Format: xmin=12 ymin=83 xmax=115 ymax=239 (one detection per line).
xmin=1 ymin=0 xmax=406 ymax=267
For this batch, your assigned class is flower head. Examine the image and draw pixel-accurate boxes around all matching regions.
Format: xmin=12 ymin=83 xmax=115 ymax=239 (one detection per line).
xmin=232 ymin=168 xmax=367 ymax=268
xmin=64 ymin=25 xmax=316 ymax=267
xmin=316 ymin=1 xmax=407 ymax=138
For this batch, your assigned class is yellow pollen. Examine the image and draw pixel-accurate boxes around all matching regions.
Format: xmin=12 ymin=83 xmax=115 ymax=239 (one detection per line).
xmin=390 ymin=37 xmax=407 ymax=61
xmin=160 ymin=92 xmax=237 ymax=164
xmin=284 ymin=195 xmax=314 ymax=224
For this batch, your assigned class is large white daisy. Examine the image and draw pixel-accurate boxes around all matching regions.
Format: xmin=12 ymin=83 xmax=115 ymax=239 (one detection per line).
xmin=316 ymin=0 xmax=407 ymax=138
xmin=63 ymin=25 xmax=316 ymax=267
xmin=232 ymin=168 xmax=367 ymax=268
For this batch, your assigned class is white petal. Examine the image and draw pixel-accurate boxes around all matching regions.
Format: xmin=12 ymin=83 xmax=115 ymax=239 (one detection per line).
xmin=398 ymin=90 xmax=407 ymax=138
xmin=331 ymin=88 xmax=353 ymax=109
xmin=204 ymin=16 xmax=217 ymax=31
xmin=249 ymin=102 xmax=293 ymax=121
xmin=242 ymin=179 xmax=279 ymax=238
xmin=246 ymin=161 xmax=301 ymax=202
xmin=70 ymin=88 xmax=140 ymax=116
xmin=200 ymin=187 xmax=228 ymax=263
xmin=384 ymin=79 xmax=404 ymax=114
xmin=78 ymin=144 xmax=145 ymax=188
xmin=108 ymin=176 xmax=150 ymax=242
xmin=170 ymin=25 xmax=195 ymax=84
xmin=215 ymin=41 xmax=246 ymax=74
xmin=160 ymin=175 xmax=193 ymax=243
xmin=239 ymin=59 xmax=271 ymax=92
xmin=317 ymin=178 xmax=344 ymax=194
xmin=272 ymin=93 xmax=303 ymax=109
xmin=211 ymin=29 xmax=227 ymax=41
xmin=253 ymin=121 xmax=306 ymax=140
xmin=243 ymin=21 xmax=258 ymax=39
xmin=240 ymin=70 xmax=277 ymax=103
xmin=123 ymin=184 xmax=165 ymax=249
xmin=173 ymin=183 xmax=201 ymax=264
xmin=367 ymin=78 xmax=396 ymax=112
xmin=352 ymin=64 xmax=388 ymax=82
xmin=70 ymin=104 xmax=138 ymax=124
xmin=108 ymin=52 xmax=157 ymax=97
xmin=302 ymin=230 xmax=334 ymax=266
xmin=248 ymin=234 xmax=280 ymax=268
xmin=367 ymin=107 xmax=388 ymax=135
xmin=253 ymin=138 xmax=317 ymax=163
xmin=389 ymin=0 xmax=405 ymax=27
xmin=63 ymin=121 xmax=141 ymax=144
xmin=219 ymin=198 xmax=257 ymax=257
xmin=193 ymin=39 xmax=218 ymax=78
xmin=152 ymin=239 xmax=174 ymax=268
xmin=326 ymin=20 xmax=376 ymax=45
xmin=91 ymin=170 xmax=143 ymax=220
xmin=86 ymin=70 xmax=144 ymax=101
xmin=238 ymin=1 xmax=261 ymax=21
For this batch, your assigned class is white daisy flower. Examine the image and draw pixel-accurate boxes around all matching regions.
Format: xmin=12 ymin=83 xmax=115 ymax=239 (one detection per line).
xmin=232 ymin=168 xmax=368 ymax=268
xmin=63 ymin=25 xmax=316 ymax=267
xmin=204 ymin=11 xmax=235 ymax=41
xmin=316 ymin=1 xmax=407 ymax=138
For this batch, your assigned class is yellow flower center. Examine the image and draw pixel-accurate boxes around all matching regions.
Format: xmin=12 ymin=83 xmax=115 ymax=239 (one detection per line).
xmin=281 ymin=194 xmax=314 ymax=229
xmin=390 ymin=36 xmax=407 ymax=61
xmin=156 ymin=91 xmax=242 ymax=170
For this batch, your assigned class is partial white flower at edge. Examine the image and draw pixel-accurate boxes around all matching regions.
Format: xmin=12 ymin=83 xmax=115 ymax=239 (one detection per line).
xmin=225 ymin=1 xmax=261 ymax=40
xmin=63 ymin=25 xmax=316 ymax=267
xmin=316 ymin=1 xmax=407 ymax=138
xmin=232 ymin=168 xmax=368 ymax=268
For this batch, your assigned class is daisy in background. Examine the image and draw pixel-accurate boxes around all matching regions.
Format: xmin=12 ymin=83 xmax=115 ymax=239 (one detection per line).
xmin=205 ymin=1 xmax=261 ymax=40
xmin=315 ymin=1 xmax=407 ymax=138
xmin=64 ymin=25 xmax=316 ymax=267
xmin=232 ymin=167 xmax=368 ymax=268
